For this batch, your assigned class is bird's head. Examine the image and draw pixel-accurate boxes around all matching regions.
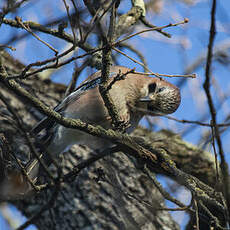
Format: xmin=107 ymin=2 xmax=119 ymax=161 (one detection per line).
xmin=139 ymin=79 xmax=181 ymax=116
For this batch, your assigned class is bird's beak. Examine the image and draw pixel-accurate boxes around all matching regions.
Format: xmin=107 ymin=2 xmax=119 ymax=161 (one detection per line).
xmin=139 ymin=95 xmax=152 ymax=102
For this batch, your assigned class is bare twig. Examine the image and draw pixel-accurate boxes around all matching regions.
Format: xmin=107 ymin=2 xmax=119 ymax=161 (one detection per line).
xmin=102 ymin=167 xmax=195 ymax=213
xmin=106 ymin=68 xmax=135 ymax=92
xmin=119 ymin=43 xmax=148 ymax=72
xmin=203 ymin=0 xmax=230 ymax=217
xmin=82 ymin=0 xmax=116 ymax=43
xmin=116 ymin=18 xmax=189 ymax=45
xmin=210 ymin=120 xmax=220 ymax=184
xmin=164 ymin=115 xmax=230 ymax=128
xmin=140 ymin=17 xmax=171 ymax=38
xmin=2 ymin=17 xmax=94 ymax=53
xmin=0 ymin=44 xmax=16 ymax=51
xmin=194 ymin=198 xmax=200 ymax=230
xmin=70 ymin=0 xmax=83 ymax=41
xmin=62 ymin=0 xmax=76 ymax=44
xmin=199 ymin=201 xmax=222 ymax=229
xmin=10 ymin=45 xmax=75 ymax=79
xmin=1 ymin=0 xmax=29 ymax=19
xmin=144 ymin=166 xmax=191 ymax=209
xmin=133 ymin=71 xmax=196 ymax=78
xmin=10 ymin=45 xmax=102 ymax=79
xmin=15 ymin=16 xmax=58 ymax=55
xmin=112 ymin=47 xmax=157 ymax=77
xmin=64 ymin=60 xmax=89 ymax=97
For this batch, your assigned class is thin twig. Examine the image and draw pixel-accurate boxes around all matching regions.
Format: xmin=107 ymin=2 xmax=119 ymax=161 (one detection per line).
xmin=15 ymin=17 xmax=58 ymax=55
xmin=82 ymin=0 xmax=116 ymax=43
xmin=10 ymin=45 xmax=102 ymax=79
xmin=10 ymin=45 xmax=75 ymax=79
xmin=210 ymin=120 xmax=220 ymax=184
xmin=203 ymin=0 xmax=230 ymax=218
xmin=83 ymin=0 xmax=106 ymax=39
xmin=164 ymin=115 xmax=230 ymax=128
xmin=140 ymin=17 xmax=171 ymax=38
xmin=120 ymin=43 xmax=148 ymax=72
xmin=62 ymin=0 xmax=76 ymax=44
xmin=194 ymin=198 xmax=200 ymax=230
xmin=115 ymin=18 xmax=189 ymax=45
xmin=0 ymin=44 xmax=16 ymax=51
xmin=106 ymin=68 xmax=135 ymax=92
xmin=133 ymin=71 xmax=196 ymax=78
xmin=64 ymin=60 xmax=89 ymax=97
xmin=102 ymin=168 xmax=194 ymax=213
xmin=143 ymin=166 xmax=190 ymax=209
xmin=70 ymin=0 xmax=83 ymax=41
xmin=1 ymin=0 xmax=29 ymax=18
xmin=112 ymin=47 xmax=157 ymax=77
xmin=199 ymin=201 xmax=222 ymax=229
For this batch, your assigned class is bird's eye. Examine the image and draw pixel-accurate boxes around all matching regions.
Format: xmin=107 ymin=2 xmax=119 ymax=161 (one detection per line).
xmin=158 ymin=87 xmax=166 ymax=93
xmin=148 ymin=83 xmax=156 ymax=93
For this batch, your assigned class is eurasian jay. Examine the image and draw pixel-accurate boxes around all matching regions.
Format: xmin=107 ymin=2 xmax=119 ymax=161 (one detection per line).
xmin=1 ymin=66 xmax=181 ymax=197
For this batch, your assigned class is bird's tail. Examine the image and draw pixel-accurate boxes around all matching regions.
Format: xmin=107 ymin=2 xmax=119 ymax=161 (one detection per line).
xmin=0 ymin=154 xmax=46 ymax=200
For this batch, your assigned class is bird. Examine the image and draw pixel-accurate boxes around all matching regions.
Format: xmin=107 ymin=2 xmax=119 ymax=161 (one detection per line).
xmin=32 ymin=66 xmax=181 ymax=154
xmin=0 ymin=66 xmax=181 ymax=198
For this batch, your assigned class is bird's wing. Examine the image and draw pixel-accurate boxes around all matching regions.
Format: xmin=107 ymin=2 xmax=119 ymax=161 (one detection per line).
xmin=31 ymin=71 xmax=118 ymax=135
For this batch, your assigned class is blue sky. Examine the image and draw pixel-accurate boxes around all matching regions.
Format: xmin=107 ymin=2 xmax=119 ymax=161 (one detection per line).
xmin=1 ymin=0 xmax=230 ymax=229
